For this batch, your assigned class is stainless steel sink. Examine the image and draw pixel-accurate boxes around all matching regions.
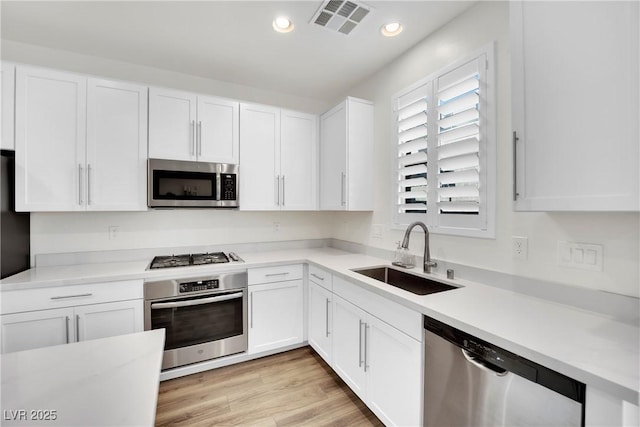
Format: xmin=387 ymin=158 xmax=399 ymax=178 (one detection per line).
xmin=352 ymin=266 xmax=459 ymax=296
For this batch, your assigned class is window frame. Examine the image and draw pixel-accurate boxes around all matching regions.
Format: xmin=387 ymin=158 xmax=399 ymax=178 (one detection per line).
xmin=390 ymin=43 xmax=496 ymax=239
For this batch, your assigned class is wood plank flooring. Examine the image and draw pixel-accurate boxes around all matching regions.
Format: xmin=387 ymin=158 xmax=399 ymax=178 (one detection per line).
xmin=155 ymin=346 xmax=384 ymax=427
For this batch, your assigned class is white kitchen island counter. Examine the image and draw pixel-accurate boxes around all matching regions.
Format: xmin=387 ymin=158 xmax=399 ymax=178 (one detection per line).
xmin=0 ymin=329 xmax=165 ymax=426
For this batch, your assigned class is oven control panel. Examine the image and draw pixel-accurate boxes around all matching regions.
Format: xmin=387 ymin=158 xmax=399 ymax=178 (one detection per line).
xmin=179 ymin=279 xmax=219 ymax=293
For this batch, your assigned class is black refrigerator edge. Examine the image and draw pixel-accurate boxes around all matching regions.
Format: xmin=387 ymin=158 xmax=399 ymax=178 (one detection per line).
xmin=1 ymin=149 xmax=30 ymax=279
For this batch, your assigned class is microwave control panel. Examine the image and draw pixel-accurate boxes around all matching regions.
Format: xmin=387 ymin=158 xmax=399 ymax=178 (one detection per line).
xmin=221 ymin=174 xmax=237 ymax=201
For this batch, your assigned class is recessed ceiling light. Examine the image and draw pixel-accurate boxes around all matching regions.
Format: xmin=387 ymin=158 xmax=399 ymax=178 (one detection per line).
xmin=381 ymin=22 xmax=403 ymax=37
xmin=273 ymin=16 xmax=294 ymax=33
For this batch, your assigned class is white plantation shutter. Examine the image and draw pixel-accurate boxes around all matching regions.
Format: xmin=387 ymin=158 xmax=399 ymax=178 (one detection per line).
xmin=436 ymin=59 xmax=481 ymax=215
xmin=395 ymin=83 xmax=431 ymax=220
xmin=392 ymin=46 xmax=495 ymax=237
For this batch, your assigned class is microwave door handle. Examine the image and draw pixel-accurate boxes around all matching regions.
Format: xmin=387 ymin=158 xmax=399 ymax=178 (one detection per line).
xmin=216 ymin=173 xmax=222 ymax=201
xmin=150 ymin=292 xmax=244 ymax=309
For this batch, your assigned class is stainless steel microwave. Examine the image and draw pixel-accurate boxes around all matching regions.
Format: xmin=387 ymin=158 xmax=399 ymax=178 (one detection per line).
xmin=148 ymin=159 xmax=239 ymax=208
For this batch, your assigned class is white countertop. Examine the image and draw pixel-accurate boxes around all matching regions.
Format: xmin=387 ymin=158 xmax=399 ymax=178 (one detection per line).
xmin=0 ymin=329 xmax=165 ymax=427
xmin=1 ymin=247 xmax=638 ymax=405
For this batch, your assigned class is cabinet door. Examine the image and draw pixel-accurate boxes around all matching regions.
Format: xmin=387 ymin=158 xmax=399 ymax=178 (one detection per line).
xmin=248 ymin=280 xmax=303 ymax=354
xmin=15 ymin=66 xmax=87 ymax=211
xmin=345 ymin=98 xmax=374 ymax=211
xmin=148 ymin=87 xmax=197 ymax=161
xmin=197 ymin=95 xmax=239 ymax=164
xmin=86 ymin=79 xmax=148 ymax=211
xmin=332 ymin=294 xmax=367 ymax=400
xmin=1 ymin=308 xmax=74 ymax=353
xmin=308 ymin=281 xmax=332 ymax=363
xmin=319 ymin=101 xmax=347 ymax=210
xmin=1 ymin=62 xmax=15 ymax=150
xmin=366 ymin=315 xmax=422 ymax=427
xmin=239 ymin=103 xmax=280 ymax=210
xmin=280 ymin=110 xmax=318 ymax=210
xmin=75 ymin=300 xmax=143 ymax=342
xmin=512 ymin=1 xmax=639 ymax=211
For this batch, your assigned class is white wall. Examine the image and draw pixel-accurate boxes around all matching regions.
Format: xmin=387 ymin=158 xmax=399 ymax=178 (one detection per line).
xmin=338 ymin=1 xmax=640 ymax=298
xmin=4 ymin=3 xmax=639 ymax=298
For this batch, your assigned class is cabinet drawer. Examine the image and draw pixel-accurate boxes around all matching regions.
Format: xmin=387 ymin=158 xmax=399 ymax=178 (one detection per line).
xmin=1 ymin=280 xmax=143 ymax=314
xmin=248 ymin=264 xmax=303 ymax=285
xmin=333 ymin=275 xmax=422 ymax=341
xmin=308 ymin=265 xmax=332 ymax=291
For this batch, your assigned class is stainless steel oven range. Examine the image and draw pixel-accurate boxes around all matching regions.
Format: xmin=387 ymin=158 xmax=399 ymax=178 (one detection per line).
xmin=144 ymin=270 xmax=248 ymax=370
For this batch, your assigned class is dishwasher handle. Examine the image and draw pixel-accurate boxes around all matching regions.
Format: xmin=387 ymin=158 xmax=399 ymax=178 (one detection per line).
xmin=462 ymin=349 xmax=508 ymax=376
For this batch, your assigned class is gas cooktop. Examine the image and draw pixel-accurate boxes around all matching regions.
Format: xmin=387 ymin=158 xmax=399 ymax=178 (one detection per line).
xmin=149 ymin=252 xmax=243 ymax=269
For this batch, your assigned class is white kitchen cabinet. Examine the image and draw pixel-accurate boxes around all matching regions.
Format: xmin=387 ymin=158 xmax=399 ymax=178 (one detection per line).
xmin=247 ymin=264 xmax=304 ymax=354
xmin=14 ymin=65 xmax=148 ymax=212
xmin=320 ymin=97 xmax=373 ymax=211
xmin=1 ymin=62 xmax=15 ymax=150
xmin=308 ymin=280 xmax=333 ymax=364
xmin=0 ymin=280 xmax=143 ymax=354
xmin=511 ymin=1 xmax=639 ymax=211
xmin=1 ymin=308 xmax=73 ymax=353
xmin=86 ymin=78 xmax=148 ymax=211
xmin=239 ymin=103 xmax=318 ymax=211
xmin=331 ymin=276 xmax=422 ymax=427
xmin=149 ymin=87 xmax=239 ymax=164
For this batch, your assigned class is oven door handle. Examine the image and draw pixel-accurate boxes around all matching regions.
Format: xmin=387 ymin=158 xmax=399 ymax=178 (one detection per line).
xmin=150 ymin=292 xmax=244 ymax=309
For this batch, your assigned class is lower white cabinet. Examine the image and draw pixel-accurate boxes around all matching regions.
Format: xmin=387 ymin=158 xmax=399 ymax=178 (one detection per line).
xmin=248 ymin=265 xmax=304 ymax=354
xmin=0 ymin=280 xmax=143 ymax=354
xmin=308 ymin=280 xmax=332 ymax=363
xmin=331 ymin=282 xmax=422 ymax=427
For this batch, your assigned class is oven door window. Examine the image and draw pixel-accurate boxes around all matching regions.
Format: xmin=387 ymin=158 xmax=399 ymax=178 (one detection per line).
xmin=150 ymin=291 xmax=244 ymax=350
xmin=153 ymin=170 xmax=217 ymax=200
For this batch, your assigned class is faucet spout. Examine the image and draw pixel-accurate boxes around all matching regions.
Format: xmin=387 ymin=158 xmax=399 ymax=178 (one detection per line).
xmin=400 ymin=221 xmax=437 ymax=274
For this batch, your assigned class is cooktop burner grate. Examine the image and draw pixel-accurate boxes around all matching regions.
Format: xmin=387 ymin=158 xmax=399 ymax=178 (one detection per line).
xmin=149 ymin=252 xmax=232 ymax=269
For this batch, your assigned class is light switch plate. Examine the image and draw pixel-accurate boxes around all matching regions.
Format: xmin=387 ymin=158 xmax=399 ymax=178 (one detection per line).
xmin=558 ymin=241 xmax=603 ymax=271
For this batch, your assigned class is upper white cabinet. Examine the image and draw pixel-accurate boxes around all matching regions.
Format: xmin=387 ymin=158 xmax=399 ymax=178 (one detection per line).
xmin=86 ymin=79 xmax=148 ymax=211
xmin=511 ymin=1 xmax=639 ymax=211
xmin=14 ymin=65 xmax=148 ymax=212
xmin=320 ymin=97 xmax=373 ymax=211
xmin=1 ymin=62 xmax=15 ymax=150
xmin=149 ymin=87 xmax=239 ymax=164
xmin=239 ymin=103 xmax=318 ymax=211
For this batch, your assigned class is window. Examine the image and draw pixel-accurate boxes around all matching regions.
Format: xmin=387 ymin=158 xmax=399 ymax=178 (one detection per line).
xmin=392 ymin=45 xmax=495 ymax=238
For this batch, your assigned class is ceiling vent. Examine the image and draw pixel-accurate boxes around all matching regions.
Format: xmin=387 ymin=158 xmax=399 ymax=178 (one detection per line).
xmin=310 ymin=0 xmax=372 ymax=35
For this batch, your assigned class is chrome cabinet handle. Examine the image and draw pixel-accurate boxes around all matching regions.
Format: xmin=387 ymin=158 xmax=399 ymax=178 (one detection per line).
xmin=325 ymin=298 xmax=330 ymax=337
xmin=364 ymin=323 xmax=370 ymax=372
xmin=78 ymin=164 xmax=83 ymax=205
xmin=341 ymin=172 xmax=346 ymax=206
xmin=275 ymin=175 xmax=280 ymax=206
xmin=51 ymin=293 xmax=93 ymax=300
xmin=265 ymin=272 xmax=290 ymax=277
xmin=191 ymin=120 xmax=196 ymax=156
xmin=513 ymin=131 xmax=519 ymax=201
xmin=65 ymin=316 xmax=70 ymax=344
xmin=197 ymin=121 xmax=202 ymax=156
xmin=281 ymin=175 xmax=285 ymax=206
xmin=250 ymin=293 xmax=254 ymax=329
xmin=358 ymin=319 xmax=364 ymax=368
xmin=76 ymin=314 xmax=81 ymax=342
xmin=151 ymin=292 xmax=243 ymax=309
xmin=87 ymin=164 xmax=92 ymax=205
xmin=310 ymin=273 xmax=325 ymax=281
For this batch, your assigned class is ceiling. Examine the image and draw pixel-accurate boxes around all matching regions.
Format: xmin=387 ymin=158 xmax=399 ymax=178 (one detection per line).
xmin=1 ymin=1 xmax=476 ymax=101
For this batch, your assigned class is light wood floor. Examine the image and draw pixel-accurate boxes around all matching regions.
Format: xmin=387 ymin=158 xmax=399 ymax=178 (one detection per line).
xmin=155 ymin=346 xmax=384 ymax=427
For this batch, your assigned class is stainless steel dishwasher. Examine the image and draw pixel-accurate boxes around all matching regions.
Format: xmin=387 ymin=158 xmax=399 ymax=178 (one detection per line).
xmin=424 ymin=316 xmax=586 ymax=427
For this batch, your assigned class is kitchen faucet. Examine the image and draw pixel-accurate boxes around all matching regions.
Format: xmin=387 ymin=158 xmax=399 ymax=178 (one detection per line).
xmin=395 ymin=221 xmax=437 ymax=274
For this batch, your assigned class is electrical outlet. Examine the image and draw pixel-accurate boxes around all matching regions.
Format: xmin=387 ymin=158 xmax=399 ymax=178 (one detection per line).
xmin=273 ymin=222 xmax=281 ymax=232
xmin=512 ymin=236 xmax=528 ymax=260
xmin=108 ymin=226 xmax=119 ymax=240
